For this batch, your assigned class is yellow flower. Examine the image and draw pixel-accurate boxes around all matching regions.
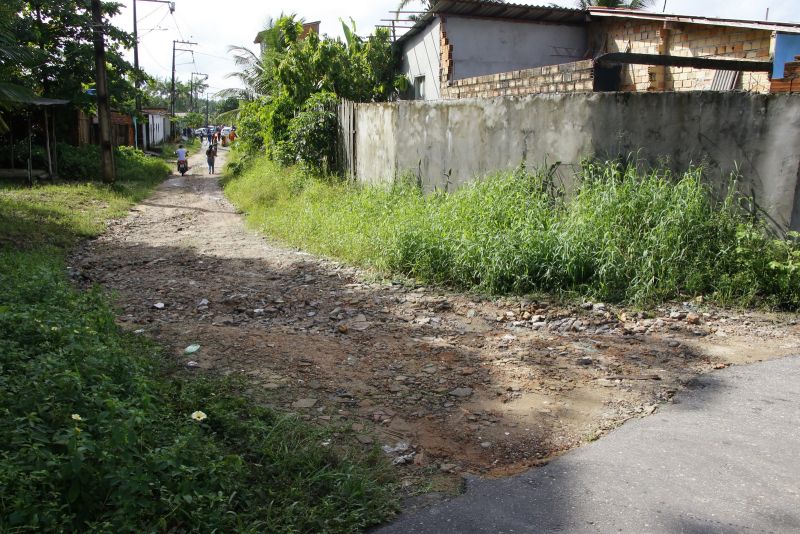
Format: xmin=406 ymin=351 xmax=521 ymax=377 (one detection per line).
xmin=190 ymin=411 xmax=207 ymax=422
xmin=71 ymin=414 xmax=83 ymax=421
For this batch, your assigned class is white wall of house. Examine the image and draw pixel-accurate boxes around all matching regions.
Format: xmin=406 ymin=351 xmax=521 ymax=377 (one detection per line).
xmin=445 ymin=17 xmax=587 ymax=80
xmin=400 ymin=18 xmax=441 ymax=101
xmin=147 ymin=114 xmax=170 ymax=146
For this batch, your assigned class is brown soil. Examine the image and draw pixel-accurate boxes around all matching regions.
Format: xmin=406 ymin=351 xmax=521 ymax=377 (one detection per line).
xmin=71 ymin=146 xmax=800 ymax=487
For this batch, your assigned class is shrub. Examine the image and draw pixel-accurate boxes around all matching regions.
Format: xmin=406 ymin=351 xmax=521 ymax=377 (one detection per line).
xmin=287 ymin=91 xmax=338 ymax=174
xmin=224 ymin=157 xmax=800 ymax=309
xmin=56 ymin=144 xmax=170 ymax=182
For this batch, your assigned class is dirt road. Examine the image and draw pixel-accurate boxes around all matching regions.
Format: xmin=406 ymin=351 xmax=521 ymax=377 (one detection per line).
xmin=71 ymin=146 xmax=800 ymax=487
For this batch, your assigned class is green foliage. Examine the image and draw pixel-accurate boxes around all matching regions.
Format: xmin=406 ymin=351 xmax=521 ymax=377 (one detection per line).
xmin=56 ymin=144 xmax=170 ymax=182
xmin=225 ymin=157 xmax=800 ymax=309
xmin=0 ymin=165 xmax=397 ymax=531
xmin=231 ymin=15 xmax=401 ymax=169
xmin=2 ymin=1 xmax=136 ymax=112
xmin=0 ymin=251 xmax=396 ymax=532
xmin=287 ymin=92 xmax=339 ymax=173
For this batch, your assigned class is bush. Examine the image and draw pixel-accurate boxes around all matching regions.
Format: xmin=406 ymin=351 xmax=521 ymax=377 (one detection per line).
xmin=57 ymin=144 xmax=170 ymax=182
xmin=287 ymin=92 xmax=338 ymax=174
xmin=0 ymin=250 xmax=396 ymax=531
xmin=224 ymin=157 xmax=800 ymax=309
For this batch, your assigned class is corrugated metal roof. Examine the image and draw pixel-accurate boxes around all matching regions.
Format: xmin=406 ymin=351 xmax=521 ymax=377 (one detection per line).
xmin=394 ymin=2 xmax=800 ymax=48
xmin=395 ymin=0 xmax=588 ymax=46
xmin=589 ymin=7 xmax=800 ymax=34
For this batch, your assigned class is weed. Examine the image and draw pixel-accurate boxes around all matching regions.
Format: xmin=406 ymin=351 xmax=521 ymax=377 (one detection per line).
xmin=224 ymin=157 xmax=800 ymax=309
xmin=0 ymin=160 xmax=397 ymax=531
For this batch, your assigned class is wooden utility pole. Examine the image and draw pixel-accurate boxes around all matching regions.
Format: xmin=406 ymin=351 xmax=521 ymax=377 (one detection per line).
xmin=90 ymin=0 xmax=116 ymax=183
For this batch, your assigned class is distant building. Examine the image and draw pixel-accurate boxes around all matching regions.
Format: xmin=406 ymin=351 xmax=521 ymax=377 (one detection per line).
xmin=254 ymin=20 xmax=321 ymax=55
xmin=142 ymin=107 xmax=171 ymax=148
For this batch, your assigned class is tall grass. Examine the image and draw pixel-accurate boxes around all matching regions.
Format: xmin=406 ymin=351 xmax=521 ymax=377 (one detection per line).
xmin=224 ymin=157 xmax=800 ymax=308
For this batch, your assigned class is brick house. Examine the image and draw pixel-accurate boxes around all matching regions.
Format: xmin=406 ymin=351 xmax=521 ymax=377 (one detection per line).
xmin=396 ymin=0 xmax=800 ymax=100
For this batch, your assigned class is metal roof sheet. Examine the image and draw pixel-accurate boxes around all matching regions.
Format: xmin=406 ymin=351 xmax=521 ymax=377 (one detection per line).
xmin=588 ymin=7 xmax=800 ymax=34
xmin=394 ymin=1 xmax=800 ymax=48
xmin=395 ymin=0 xmax=587 ymax=46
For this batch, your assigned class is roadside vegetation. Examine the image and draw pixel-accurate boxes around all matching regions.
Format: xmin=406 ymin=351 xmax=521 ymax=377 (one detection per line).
xmin=224 ymin=156 xmax=800 ymax=309
xmin=1 ymin=158 xmax=396 ymax=531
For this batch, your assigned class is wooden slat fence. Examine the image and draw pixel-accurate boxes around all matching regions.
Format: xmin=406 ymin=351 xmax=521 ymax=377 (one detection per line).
xmin=337 ymin=99 xmax=356 ymax=180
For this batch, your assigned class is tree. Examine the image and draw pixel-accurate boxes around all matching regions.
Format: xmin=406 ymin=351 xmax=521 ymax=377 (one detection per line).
xmin=3 ymin=1 xmax=137 ymax=112
xmin=0 ymin=6 xmax=35 ymax=132
xmin=229 ymin=14 xmax=403 ymax=168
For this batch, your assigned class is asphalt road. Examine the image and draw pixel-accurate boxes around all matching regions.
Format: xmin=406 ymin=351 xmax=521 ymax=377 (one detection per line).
xmin=376 ymin=356 xmax=800 ymax=534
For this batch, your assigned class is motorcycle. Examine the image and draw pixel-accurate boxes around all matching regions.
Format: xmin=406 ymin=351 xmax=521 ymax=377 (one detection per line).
xmin=177 ymin=159 xmax=188 ymax=176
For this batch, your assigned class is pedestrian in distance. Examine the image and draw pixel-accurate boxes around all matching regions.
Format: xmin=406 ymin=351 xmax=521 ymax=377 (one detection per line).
xmin=206 ymin=144 xmax=216 ymax=174
xmin=207 ymin=130 xmax=212 ymax=145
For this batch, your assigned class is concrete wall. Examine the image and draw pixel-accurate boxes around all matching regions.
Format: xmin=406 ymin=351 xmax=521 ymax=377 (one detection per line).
xmin=445 ymin=17 xmax=587 ymax=80
xmin=354 ymin=92 xmax=800 ymax=232
xmin=401 ymin=19 xmax=441 ymax=100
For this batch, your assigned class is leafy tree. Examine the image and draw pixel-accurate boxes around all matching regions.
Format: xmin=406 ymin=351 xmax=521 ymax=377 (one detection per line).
xmin=3 ymin=0 xmax=137 ymax=112
xmin=0 ymin=6 xmax=35 ymax=132
xmin=183 ymin=111 xmax=204 ymax=128
xmin=216 ymin=96 xmax=239 ymax=115
xmin=230 ymin=14 xmax=403 ymax=169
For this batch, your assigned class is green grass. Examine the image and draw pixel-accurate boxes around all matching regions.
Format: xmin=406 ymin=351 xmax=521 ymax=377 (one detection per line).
xmin=224 ymin=156 xmax=800 ymax=309
xmin=1 ymin=152 xmax=397 ymax=532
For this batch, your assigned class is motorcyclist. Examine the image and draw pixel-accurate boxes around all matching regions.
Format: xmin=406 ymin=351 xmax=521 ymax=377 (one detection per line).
xmin=175 ymin=144 xmax=188 ymax=174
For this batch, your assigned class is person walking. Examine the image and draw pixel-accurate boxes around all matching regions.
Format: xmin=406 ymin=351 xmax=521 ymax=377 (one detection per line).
xmin=207 ymin=130 xmax=212 ymax=145
xmin=206 ymin=143 xmax=216 ymax=174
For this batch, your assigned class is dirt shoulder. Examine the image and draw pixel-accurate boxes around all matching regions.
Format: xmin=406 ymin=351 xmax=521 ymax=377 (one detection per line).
xmin=71 ymin=147 xmax=800 ymax=489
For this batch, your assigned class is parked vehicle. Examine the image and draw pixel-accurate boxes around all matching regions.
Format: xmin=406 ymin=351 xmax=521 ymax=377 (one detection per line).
xmin=194 ymin=127 xmax=207 ymax=136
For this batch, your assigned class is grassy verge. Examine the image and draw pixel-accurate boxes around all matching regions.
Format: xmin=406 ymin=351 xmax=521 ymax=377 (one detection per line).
xmin=224 ymin=156 xmax=800 ymax=308
xmin=1 ymin=156 xmax=396 ymax=531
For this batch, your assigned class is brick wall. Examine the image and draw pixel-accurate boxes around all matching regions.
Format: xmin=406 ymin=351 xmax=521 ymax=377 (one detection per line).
xmin=440 ymin=18 xmax=453 ymax=86
xmin=593 ymin=20 xmax=772 ymax=92
xmin=441 ymin=59 xmax=594 ymax=99
xmin=771 ymin=56 xmax=800 ymax=93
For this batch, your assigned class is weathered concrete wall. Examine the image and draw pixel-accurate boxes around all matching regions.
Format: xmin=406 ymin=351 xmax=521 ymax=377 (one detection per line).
xmin=400 ymin=19 xmax=441 ymax=101
xmin=354 ymin=92 xmax=800 ymax=231
xmin=446 ymin=17 xmax=587 ymax=80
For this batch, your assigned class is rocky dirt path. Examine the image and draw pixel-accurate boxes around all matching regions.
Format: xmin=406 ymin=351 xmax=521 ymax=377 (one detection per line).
xmin=71 ymin=146 xmax=800 ymax=490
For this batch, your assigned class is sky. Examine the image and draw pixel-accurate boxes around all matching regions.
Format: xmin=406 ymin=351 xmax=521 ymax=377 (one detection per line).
xmin=110 ymin=0 xmax=800 ymax=98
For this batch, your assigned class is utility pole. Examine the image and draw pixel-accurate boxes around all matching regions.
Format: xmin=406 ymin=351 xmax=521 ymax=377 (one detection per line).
xmin=191 ymin=72 xmax=207 ymax=113
xmin=90 ymin=0 xmax=116 ymax=183
xmin=133 ymin=0 xmax=175 ymax=149
xmin=171 ymin=39 xmax=197 ymax=118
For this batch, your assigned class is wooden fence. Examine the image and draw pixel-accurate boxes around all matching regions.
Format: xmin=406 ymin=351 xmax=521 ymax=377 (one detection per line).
xmin=337 ymin=99 xmax=356 ymax=179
